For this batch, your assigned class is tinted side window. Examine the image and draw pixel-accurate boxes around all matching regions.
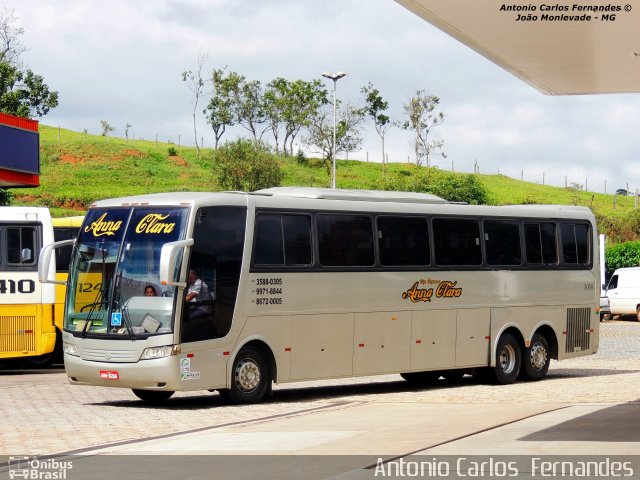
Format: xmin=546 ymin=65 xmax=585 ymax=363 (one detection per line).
xmin=607 ymin=274 xmax=618 ymax=290
xmin=378 ymin=216 xmax=429 ymax=266
xmin=254 ymin=213 xmax=312 ymax=266
xmin=524 ymin=223 xmax=558 ymax=265
xmin=283 ymin=215 xmax=311 ymax=265
xmin=317 ymin=214 xmax=374 ymax=267
xmin=53 ymin=227 xmax=79 ymax=272
xmin=254 ymin=214 xmax=284 ymax=265
xmin=484 ymin=220 xmax=521 ymax=266
xmin=561 ymin=223 xmax=591 ymax=265
xmin=433 ymin=218 xmax=481 ymax=266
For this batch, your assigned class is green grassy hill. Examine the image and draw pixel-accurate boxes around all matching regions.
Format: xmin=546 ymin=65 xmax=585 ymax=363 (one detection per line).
xmin=9 ymin=125 xmax=640 ymax=242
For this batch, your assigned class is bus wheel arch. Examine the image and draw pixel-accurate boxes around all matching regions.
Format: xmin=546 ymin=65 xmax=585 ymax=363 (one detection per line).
xmin=491 ymin=329 xmax=523 ymax=385
xmin=220 ymin=341 xmax=274 ymax=404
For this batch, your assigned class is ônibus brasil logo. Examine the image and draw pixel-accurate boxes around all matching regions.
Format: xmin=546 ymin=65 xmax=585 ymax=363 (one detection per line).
xmin=8 ymin=456 xmax=72 ymax=479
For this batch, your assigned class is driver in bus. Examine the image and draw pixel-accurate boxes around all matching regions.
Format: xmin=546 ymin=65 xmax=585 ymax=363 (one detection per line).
xmin=186 ymin=269 xmax=212 ymax=319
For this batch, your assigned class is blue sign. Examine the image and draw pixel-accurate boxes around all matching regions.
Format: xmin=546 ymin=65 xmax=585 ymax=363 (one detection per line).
xmin=111 ymin=312 xmax=122 ymax=327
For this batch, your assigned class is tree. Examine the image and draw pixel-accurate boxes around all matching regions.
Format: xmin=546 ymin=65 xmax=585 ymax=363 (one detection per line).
xmin=100 ymin=120 xmax=114 ymax=136
xmin=0 ymin=61 xmax=58 ymax=118
xmin=234 ymin=78 xmax=267 ymax=142
xmin=0 ymin=8 xmax=25 ymax=67
xmin=263 ymin=77 xmax=288 ymax=154
xmin=304 ymin=101 xmax=365 ymax=183
xmin=402 ymin=90 xmax=445 ymax=166
xmin=125 ymin=123 xmax=132 ymax=142
xmin=281 ymin=79 xmax=327 ymax=156
xmin=0 ymin=187 xmax=13 ymax=206
xmin=204 ymin=68 xmax=240 ymax=149
xmin=0 ymin=10 xmax=58 ymax=119
xmin=182 ymin=49 xmax=211 ymax=155
xmin=361 ymin=83 xmax=392 ymax=165
xmin=214 ymin=139 xmax=283 ymax=191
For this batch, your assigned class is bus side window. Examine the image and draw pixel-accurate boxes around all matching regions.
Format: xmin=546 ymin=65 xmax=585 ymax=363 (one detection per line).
xmin=7 ymin=227 xmax=38 ymax=266
xmin=317 ymin=214 xmax=374 ymax=267
xmin=377 ymin=216 xmax=429 ymax=266
xmin=253 ymin=213 xmax=311 ymax=266
xmin=560 ymin=223 xmax=591 ymax=266
xmin=524 ymin=222 xmax=558 ymax=266
xmin=484 ymin=220 xmax=521 ymax=266
xmin=432 ymin=218 xmax=481 ymax=266
xmin=53 ymin=227 xmax=78 ymax=272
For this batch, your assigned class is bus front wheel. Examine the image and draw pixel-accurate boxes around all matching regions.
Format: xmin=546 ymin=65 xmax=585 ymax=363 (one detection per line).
xmin=491 ymin=333 xmax=521 ymax=385
xmin=521 ymin=333 xmax=550 ymax=381
xmin=220 ymin=346 xmax=270 ymax=404
xmin=131 ymin=389 xmax=175 ymax=403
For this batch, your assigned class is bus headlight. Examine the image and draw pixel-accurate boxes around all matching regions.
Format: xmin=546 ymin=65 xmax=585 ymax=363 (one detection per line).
xmin=140 ymin=345 xmax=176 ymax=360
xmin=63 ymin=344 xmax=79 ymax=357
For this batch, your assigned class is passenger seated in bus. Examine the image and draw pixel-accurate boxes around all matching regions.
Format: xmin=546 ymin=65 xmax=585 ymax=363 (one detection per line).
xmin=144 ymin=285 xmax=158 ymax=297
xmin=186 ymin=269 xmax=212 ymax=319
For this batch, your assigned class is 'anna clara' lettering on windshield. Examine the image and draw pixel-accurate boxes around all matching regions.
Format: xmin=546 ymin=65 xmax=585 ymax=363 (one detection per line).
xmin=84 ymin=213 xmax=122 ymax=237
xmin=402 ymin=278 xmax=462 ymax=303
xmin=135 ymin=213 xmax=176 ymax=234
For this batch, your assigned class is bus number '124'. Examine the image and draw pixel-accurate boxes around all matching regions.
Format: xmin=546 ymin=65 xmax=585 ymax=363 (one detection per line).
xmin=0 ymin=279 xmax=36 ymax=294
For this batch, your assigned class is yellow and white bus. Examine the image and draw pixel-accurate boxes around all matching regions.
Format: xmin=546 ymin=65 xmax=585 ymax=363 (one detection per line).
xmin=0 ymin=209 xmax=82 ymax=366
xmin=39 ymin=188 xmax=599 ymax=402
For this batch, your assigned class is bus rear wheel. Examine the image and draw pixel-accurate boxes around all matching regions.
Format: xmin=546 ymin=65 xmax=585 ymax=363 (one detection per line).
xmin=220 ymin=346 xmax=270 ymax=404
xmin=491 ymin=333 xmax=521 ymax=385
xmin=131 ymin=389 xmax=175 ymax=403
xmin=521 ymin=333 xmax=550 ymax=381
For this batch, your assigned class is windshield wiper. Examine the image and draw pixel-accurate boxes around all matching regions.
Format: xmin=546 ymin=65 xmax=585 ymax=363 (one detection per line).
xmin=114 ymin=275 xmax=136 ymax=341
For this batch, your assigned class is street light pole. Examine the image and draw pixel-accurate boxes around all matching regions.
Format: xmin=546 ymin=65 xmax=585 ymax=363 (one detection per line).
xmin=321 ymin=71 xmax=346 ymax=189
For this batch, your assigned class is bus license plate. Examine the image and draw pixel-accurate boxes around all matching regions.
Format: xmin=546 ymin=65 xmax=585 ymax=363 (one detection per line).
xmin=99 ymin=370 xmax=120 ymax=380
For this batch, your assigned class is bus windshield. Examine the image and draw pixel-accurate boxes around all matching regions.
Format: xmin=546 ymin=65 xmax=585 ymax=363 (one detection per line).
xmin=65 ymin=207 xmax=188 ymax=337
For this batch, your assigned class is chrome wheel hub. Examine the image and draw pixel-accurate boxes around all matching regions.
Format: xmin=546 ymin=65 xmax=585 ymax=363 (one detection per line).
xmin=529 ymin=343 xmax=548 ymax=371
xmin=235 ymin=359 xmax=261 ymax=392
xmin=499 ymin=344 xmax=517 ymax=374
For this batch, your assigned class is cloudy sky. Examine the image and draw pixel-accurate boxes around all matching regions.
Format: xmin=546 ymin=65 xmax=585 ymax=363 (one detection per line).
xmin=7 ymin=0 xmax=640 ymax=193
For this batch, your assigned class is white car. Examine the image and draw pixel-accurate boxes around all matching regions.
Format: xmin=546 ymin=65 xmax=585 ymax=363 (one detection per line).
xmin=604 ymin=267 xmax=640 ymax=320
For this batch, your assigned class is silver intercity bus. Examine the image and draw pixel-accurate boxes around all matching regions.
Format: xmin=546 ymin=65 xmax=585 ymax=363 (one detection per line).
xmin=39 ymin=188 xmax=599 ymax=403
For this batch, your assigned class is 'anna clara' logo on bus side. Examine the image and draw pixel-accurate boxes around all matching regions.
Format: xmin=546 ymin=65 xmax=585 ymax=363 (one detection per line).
xmin=402 ymin=278 xmax=463 ymax=303
xmin=84 ymin=213 xmax=122 ymax=237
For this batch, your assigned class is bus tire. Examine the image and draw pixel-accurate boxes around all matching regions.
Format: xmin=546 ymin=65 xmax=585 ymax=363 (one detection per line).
xmin=491 ymin=333 xmax=521 ymax=385
xmin=400 ymin=371 xmax=440 ymax=385
xmin=221 ymin=346 xmax=270 ymax=404
xmin=521 ymin=333 xmax=550 ymax=381
xmin=26 ymin=330 xmax=62 ymax=368
xmin=131 ymin=389 xmax=174 ymax=403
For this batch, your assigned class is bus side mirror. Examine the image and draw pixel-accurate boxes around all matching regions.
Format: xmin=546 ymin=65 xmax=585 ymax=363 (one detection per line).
xmin=38 ymin=239 xmax=75 ymax=284
xmin=21 ymin=248 xmax=32 ymax=262
xmin=159 ymin=239 xmax=194 ymax=287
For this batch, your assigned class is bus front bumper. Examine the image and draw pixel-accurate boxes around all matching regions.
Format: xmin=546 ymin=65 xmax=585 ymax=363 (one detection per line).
xmin=64 ymin=353 xmax=183 ymax=391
